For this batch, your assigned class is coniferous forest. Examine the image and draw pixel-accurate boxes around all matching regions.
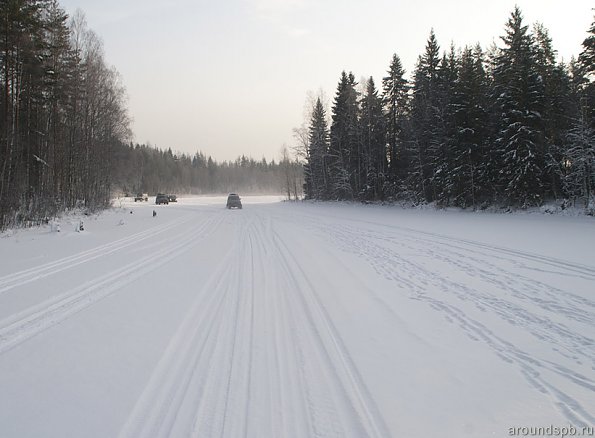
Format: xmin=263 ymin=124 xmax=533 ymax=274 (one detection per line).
xmin=2 ymin=3 xmax=594 ymax=230
xmin=111 ymin=145 xmax=300 ymax=199
xmin=303 ymin=7 xmax=595 ymax=211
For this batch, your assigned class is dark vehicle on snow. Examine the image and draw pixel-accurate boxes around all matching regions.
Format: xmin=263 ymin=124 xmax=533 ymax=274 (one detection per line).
xmin=226 ymin=193 xmax=242 ymax=209
xmin=134 ymin=193 xmax=148 ymax=202
xmin=155 ymin=193 xmax=169 ymax=205
xmin=167 ymin=194 xmax=177 ymax=202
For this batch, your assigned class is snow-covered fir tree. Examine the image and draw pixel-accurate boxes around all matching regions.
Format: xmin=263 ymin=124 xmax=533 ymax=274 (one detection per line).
xmin=449 ymin=45 xmax=489 ymax=208
xmin=533 ymin=23 xmax=575 ymax=199
xmin=410 ymin=30 xmax=441 ymax=202
xmin=579 ymin=16 xmax=595 ymax=79
xmin=299 ymin=6 xmax=593 ymax=210
xmin=359 ymin=77 xmax=386 ymax=200
xmin=382 ymin=54 xmax=409 ymax=192
xmin=562 ymin=110 xmax=595 ymax=209
xmin=329 ymin=72 xmax=359 ymax=200
xmin=491 ymin=7 xmax=546 ymax=207
xmin=430 ymin=45 xmax=459 ymax=205
xmin=304 ymin=98 xmax=330 ymax=200
xmin=561 ymin=15 xmax=595 ymax=210
xmin=578 ymin=16 xmax=595 ymax=133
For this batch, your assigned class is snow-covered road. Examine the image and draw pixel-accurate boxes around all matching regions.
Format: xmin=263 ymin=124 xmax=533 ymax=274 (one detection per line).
xmin=0 ymin=197 xmax=594 ymax=437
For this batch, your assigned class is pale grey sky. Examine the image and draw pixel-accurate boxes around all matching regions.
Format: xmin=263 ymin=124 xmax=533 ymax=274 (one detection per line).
xmin=58 ymin=0 xmax=593 ymax=161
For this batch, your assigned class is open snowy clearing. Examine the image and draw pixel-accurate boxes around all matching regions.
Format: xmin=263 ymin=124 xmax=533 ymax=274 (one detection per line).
xmin=0 ymin=196 xmax=594 ymax=438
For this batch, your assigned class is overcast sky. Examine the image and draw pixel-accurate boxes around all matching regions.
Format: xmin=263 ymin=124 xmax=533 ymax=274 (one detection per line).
xmin=58 ymin=0 xmax=593 ymax=161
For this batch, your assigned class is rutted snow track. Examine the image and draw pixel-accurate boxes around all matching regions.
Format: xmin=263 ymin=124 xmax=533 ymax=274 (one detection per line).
xmin=0 ymin=214 xmax=195 ymax=296
xmin=1 ymin=198 xmax=594 ymax=438
xmin=0 ymin=212 xmax=221 ymax=355
xmin=271 ymin=206 xmax=595 ymax=429
xmin=119 ymin=212 xmax=388 ymax=438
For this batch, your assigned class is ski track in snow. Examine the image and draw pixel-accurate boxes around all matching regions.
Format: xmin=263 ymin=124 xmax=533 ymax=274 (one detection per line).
xmin=2 ymin=201 xmax=594 ymax=437
xmin=0 ymin=214 xmax=196 ymax=296
xmin=119 ymin=211 xmax=389 ymax=438
xmin=277 ymin=209 xmax=595 ymax=428
xmin=0 ymin=212 xmax=222 ymax=355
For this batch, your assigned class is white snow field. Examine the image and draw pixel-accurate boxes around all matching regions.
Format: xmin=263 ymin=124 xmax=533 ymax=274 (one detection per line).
xmin=0 ymin=196 xmax=594 ymax=438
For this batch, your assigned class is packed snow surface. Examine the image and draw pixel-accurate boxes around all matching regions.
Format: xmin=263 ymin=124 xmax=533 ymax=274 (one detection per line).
xmin=0 ymin=196 xmax=594 ymax=438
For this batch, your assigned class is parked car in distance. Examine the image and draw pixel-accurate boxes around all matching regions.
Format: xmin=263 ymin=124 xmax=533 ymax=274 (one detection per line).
xmin=155 ymin=193 xmax=169 ymax=205
xmin=134 ymin=193 xmax=148 ymax=202
xmin=167 ymin=194 xmax=177 ymax=202
xmin=226 ymin=193 xmax=242 ymax=209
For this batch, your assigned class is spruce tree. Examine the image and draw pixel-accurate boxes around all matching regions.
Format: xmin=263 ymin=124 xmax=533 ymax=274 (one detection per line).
xmin=449 ymin=45 xmax=489 ymax=208
xmin=410 ymin=29 xmax=441 ymax=202
xmin=579 ymin=16 xmax=595 ymax=78
xmin=533 ymin=23 xmax=574 ymax=199
xmin=561 ymin=15 xmax=595 ymax=209
xmin=562 ymin=109 xmax=595 ymax=209
xmin=329 ymin=71 xmax=359 ymax=199
xmin=492 ymin=7 xmax=545 ymax=207
xmin=360 ymin=77 xmax=386 ymax=200
xmin=579 ymin=16 xmax=595 ymax=132
xmin=305 ymin=98 xmax=330 ymax=199
xmin=382 ymin=54 xmax=409 ymax=192
xmin=431 ymin=45 xmax=458 ymax=205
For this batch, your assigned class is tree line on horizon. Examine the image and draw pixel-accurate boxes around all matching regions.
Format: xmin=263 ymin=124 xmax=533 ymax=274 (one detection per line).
xmin=111 ymin=143 xmax=302 ymax=198
xmin=302 ymin=7 xmax=595 ymax=211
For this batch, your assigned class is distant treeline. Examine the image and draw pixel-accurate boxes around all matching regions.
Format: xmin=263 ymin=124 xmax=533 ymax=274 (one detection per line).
xmin=303 ymin=7 xmax=595 ymax=211
xmin=111 ymin=143 xmax=301 ymax=197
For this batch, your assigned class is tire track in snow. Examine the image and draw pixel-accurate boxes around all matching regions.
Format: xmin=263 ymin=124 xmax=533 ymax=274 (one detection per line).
xmin=119 ymin=210 xmax=389 ymax=438
xmin=404 ymin=226 xmax=595 ymax=280
xmin=198 ymin=219 xmax=252 ymax=438
xmin=282 ymin=212 xmax=595 ymax=357
xmin=187 ymin=214 xmax=307 ymax=438
xmin=339 ymin=222 xmax=595 ymax=315
xmin=346 ymin=223 xmax=594 ymax=359
xmin=121 ymin=213 xmax=312 ymax=438
xmin=118 ymin=213 xmax=249 ymax=438
xmin=0 ymin=213 xmax=196 ymax=296
xmin=266 ymin=217 xmax=390 ymax=438
xmin=284 ymin=209 xmax=595 ymax=280
xmin=284 ymin=211 xmax=595 ymax=428
xmin=217 ymin=225 xmax=258 ymax=438
xmin=247 ymin=215 xmax=319 ymax=438
xmin=420 ymin=296 xmax=595 ymax=428
xmin=0 ymin=212 xmax=223 ymax=355
xmin=323 ymin=222 xmax=595 ymax=344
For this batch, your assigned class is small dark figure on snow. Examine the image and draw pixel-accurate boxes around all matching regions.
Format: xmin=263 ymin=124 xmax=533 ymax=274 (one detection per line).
xmin=79 ymin=221 xmax=84 ymax=231
xmin=153 ymin=210 xmax=157 ymax=217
